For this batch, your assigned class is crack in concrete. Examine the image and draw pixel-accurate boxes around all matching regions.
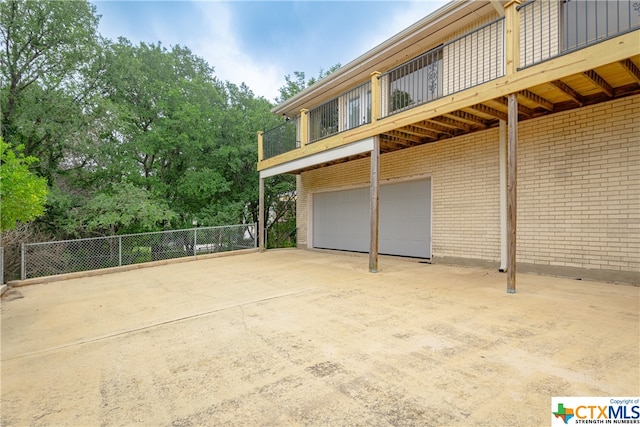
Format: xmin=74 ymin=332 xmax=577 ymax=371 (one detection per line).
xmin=2 ymin=287 xmax=317 ymax=361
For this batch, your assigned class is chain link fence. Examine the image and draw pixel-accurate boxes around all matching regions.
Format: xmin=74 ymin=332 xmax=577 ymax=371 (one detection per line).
xmin=19 ymin=224 xmax=257 ymax=280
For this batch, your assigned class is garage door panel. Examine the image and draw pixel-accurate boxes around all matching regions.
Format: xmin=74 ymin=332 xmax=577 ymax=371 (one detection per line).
xmin=379 ymin=180 xmax=431 ymax=258
xmin=313 ymin=179 xmax=431 ymax=258
xmin=313 ymin=188 xmax=369 ymax=252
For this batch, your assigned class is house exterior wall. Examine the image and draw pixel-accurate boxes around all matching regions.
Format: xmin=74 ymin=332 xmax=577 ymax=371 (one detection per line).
xmin=518 ymin=93 xmax=639 ymax=274
xmin=297 ymin=94 xmax=640 ymax=280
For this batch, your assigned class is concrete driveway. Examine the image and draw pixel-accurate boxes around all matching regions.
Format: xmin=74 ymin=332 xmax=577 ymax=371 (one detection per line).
xmin=1 ymin=249 xmax=638 ymax=426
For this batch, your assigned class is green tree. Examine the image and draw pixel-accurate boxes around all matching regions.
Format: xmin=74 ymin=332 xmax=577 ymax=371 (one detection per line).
xmin=277 ymin=64 xmax=341 ymax=103
xmin=0 ymin=139 xmax=48 ymax=231
xmin=391 ymin=89 xmax=412 ymax=111
xmin=0 ymin=0 xmax=101 ymax=181
xmin=262 ymin=65 xmax=343 ymax=247
xmin=72 ymin=180 xmax=177 ymax=236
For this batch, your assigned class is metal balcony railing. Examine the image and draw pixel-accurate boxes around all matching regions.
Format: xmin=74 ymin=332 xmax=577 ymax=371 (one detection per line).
xmin=259 ymin=0 xmax=639 ymax=160
xmin=262 ymin=118 xmax=299 ymax=160
xmin=308 ymin=81 xmax=372 ymax=144
xmin=381 ymin=17 xmax=504 ymax=118
xmin=519 ymin=0 xmax=640 ymax=68
xmin=308 ymin=97 xmax=339 ymax=143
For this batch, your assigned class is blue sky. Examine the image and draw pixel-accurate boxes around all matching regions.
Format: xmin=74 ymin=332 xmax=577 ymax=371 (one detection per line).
xmin=93 ymin=1 xmax=447 ymax=102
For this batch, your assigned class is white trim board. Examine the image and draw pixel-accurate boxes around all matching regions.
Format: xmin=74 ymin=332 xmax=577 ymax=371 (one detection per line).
xmin=259 ymin=137 xmax=374 ymax=179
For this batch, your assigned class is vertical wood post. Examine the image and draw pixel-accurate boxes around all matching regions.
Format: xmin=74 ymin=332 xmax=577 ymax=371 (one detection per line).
xmin=300 ymin=109 xmax=309 ymax=147
xmin=507 ymin=94 xmax=518 ymax=293
xmin=505 ymin=0 xmax=521 ymax=75
xmin=259 ymin=176 xmax=265 ymax=252
xmin=499 ymin=120 xmax=507 ymax=272
xmin=369 ymin=135 xmax=380 ymax=273
xmin=370 ymin=71 xmax=381 ymax=122
xmin=257 ymin=131 xmax=264 ymax=162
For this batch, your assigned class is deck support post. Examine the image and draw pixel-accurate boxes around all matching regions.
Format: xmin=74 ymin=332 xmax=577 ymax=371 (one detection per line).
xmin=507 ymin=94 xmax=518 ymax=293
xmin=300 ymin=109 xmax=309 ymax=147
xmin=505 ymin=0 xmax=521 ymax=75
xmin=259 ymin=176 xmax=265 ymax=252
xmin=370 ymin=71 xmax=381 ymax=122
xmin=257 ymin=131 xmax=264 ymax=162
xmin=369 ymin=135 xmax=380 ymax=273
xmin=499 ymin=120 xmax=507 ymax=272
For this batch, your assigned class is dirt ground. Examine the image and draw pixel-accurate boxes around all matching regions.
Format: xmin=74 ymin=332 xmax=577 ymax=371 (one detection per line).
xmin=1 ymin=249 xmax=638 ymax=426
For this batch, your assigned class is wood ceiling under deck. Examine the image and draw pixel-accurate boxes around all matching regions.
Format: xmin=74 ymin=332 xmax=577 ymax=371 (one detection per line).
xmin=378 ymin=55 xmax=640 ymax=153
xmin=290 ymin=54 xmax=640 ymax=174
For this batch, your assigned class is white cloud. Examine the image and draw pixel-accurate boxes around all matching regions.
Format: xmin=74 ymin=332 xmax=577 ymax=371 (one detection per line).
xmin=185 ymin=2 xmax=285 ymax=102
xmin=354 ymin=0 xmax=448 ymax=57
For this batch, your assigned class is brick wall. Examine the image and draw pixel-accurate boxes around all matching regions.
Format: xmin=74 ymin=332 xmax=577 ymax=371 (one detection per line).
xmin=297 ymin=94 xmax=640 ymax=275
xmin=518 ymin=94 xmax=640 ymax=273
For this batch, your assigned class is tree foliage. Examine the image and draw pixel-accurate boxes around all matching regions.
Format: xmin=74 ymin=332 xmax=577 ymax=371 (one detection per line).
xmin=0 ymin=0 xmax=337 ymax=250
xmin=0 ymin=0 xmax=101 ymax=181
xmin=277 ymin=64 xmax=341 ymax=103
xmin=0 ymin=139 xmax=48 ymax=231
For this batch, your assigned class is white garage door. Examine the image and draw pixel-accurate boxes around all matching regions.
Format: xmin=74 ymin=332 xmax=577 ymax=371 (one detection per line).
xmin=313 ymin=179 xmax=431 ymax=258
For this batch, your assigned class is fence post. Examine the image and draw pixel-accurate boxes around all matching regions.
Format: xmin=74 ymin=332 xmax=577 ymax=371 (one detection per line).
xmin=193 ymin=228 xmax=197 ymax=257
xmin=254 ymin=223 xmax=257 ymax=248
xmin=21 ymin=242 xmax=26 ymax=280
xmin=0 ymin=246 xmax=4 ymax=285
xmin=118 ymin=236 xmax=122 ymax=266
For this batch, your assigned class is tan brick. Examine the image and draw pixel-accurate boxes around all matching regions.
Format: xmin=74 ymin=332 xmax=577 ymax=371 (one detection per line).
xmin=297 ymin=95 xmax=639 ymax=274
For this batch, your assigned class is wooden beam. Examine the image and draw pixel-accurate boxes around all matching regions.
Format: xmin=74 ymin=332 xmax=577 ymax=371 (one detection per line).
xmin=505 ymin=0 xmax=521 ymax=75
xmin=342 ymin=31 xmax=638 ymax=146
xmin=507 ymin=94 xmax=518 ymax=294
xmin=518 ymin=89 xmax=554 ymax=112
xmin=582 ymin=69 xmax=614 ymax=97
xmin=257 ymin=131 xmax=264 ymax=162
xmin=491 ymin=0 xmax=505 ymax=16
xmin=445 ymin=111 xmax=489 ymax=128
xmin=619 ymin=59 xmax=640 ymax=85
xmin=259 ymin=177 xmax=265 ymax=252
xmin=369 ymin=136 xmax=380 ymax=273
xmin=385 ymin=130 xmax=424 ymax=144
xmin=402 ymin=125 xmax=439 ymax=140
xmin=380 ymin=135 xmax=413 ymax=148
xmin=549 ymin=80 xmax=585 ymax=106
xmin=494 ymin=97 xmax=534 ymax=117
xmin=468 ymin=103 xmax=509 ymax=121
xmin=430 ymin=116 xmax=473 ymax=132
xmin=260 ymin=32 xmax=638 ymax=172
xmin=370 ymin=71 xmax=382 ymax=121
xmin=499 ymin=120 xmax=507 ymax=272
xmin=299 ymin=109 xmax=309 ymax=147
xmin=379 ymin=139 xmax=406 ymax=152
xmin=414 ymin=121 xmax=454 ymax=136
